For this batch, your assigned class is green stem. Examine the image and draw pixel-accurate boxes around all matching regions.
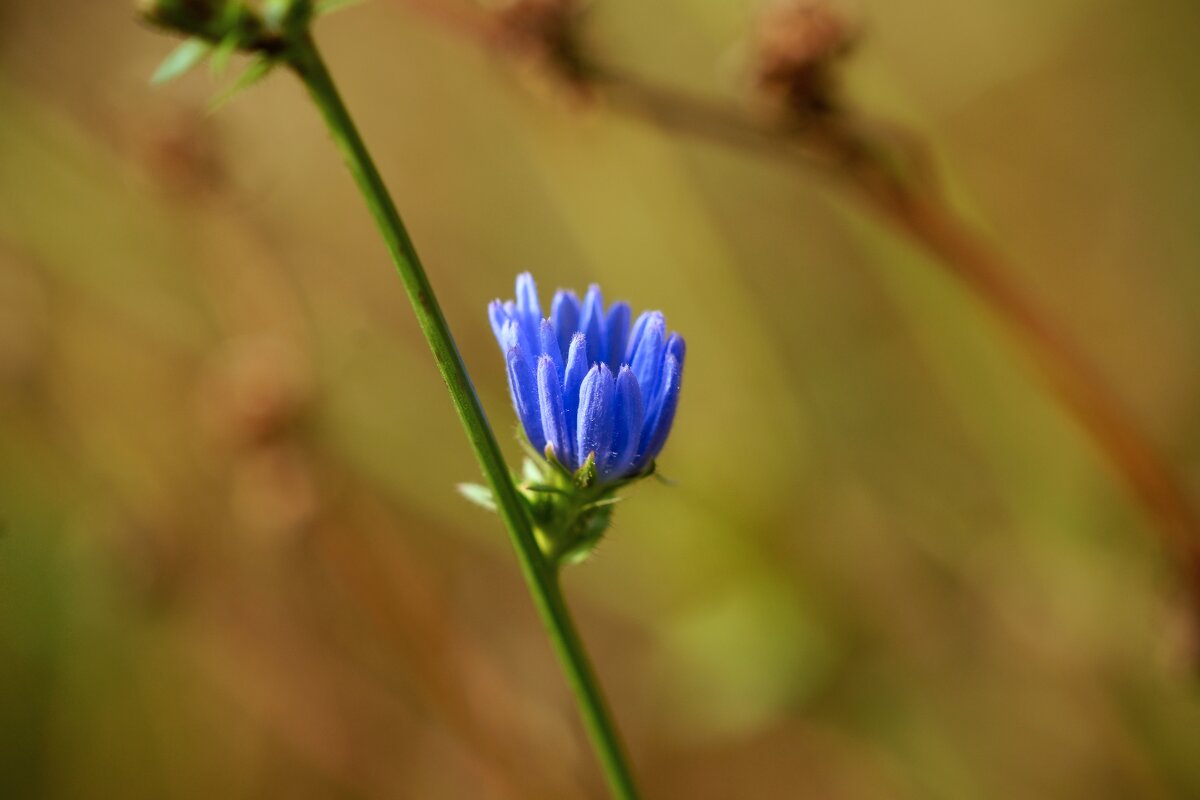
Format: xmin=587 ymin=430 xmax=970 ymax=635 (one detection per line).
xmin=285 ymin=33 xmax=640 ymax=800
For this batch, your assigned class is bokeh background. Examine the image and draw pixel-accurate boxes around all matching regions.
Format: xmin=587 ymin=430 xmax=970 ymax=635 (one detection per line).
xmin=3 ymin=0 xmax=1200 ymax=797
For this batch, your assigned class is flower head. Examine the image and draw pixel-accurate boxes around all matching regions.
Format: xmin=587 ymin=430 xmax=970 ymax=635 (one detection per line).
xmin=489 ymin=273 xmax=685 ymax=483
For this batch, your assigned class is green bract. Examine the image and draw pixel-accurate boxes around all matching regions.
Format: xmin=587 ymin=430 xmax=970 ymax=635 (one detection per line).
xmin=521 ymin=446 xmax=652 ymax=566
xmin=461 ymin=446 xmax=656 ymax=567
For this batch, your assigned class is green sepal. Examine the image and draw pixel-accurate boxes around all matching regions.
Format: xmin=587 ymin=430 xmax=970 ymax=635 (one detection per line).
xmin=263 ymin=0 xmax=317 ymax=36
xmin=557 ymin=501 xmax=613 ymax=566
xmin=209 ymin=55 xmax=277 ymax=111
xmin=151 ymin=38 xmax=212 ymax=84
xmin=456 ymin=438 xmax=669 ymax=568
xmin=514 ymin=448 xmax=626 ymax=568
xmin=457 ymin=482 xmax=497 ymax=512
xmin=574 ymin=452 xmax=597 ymax=489
xmin=209 ymin=30 xmax=239 ymax=76
xmin=543 ymin=443 xmax=576 ymax=480
xmin=523 ymin=483 xmax=571 ymax=496
xmin=521 ymin=455 xmax=543 ymax=484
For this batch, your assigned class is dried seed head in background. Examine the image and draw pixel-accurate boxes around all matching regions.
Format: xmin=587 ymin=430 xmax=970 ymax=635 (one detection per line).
xmin=489 ymin=0 xmax=595 ymax=99
xmin=752 ymin=0 xmax=858 ymax=119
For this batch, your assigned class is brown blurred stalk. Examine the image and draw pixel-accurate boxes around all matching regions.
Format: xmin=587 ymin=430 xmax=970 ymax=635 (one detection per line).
xmin=391 ymin=0 xmax=1200 ymax=612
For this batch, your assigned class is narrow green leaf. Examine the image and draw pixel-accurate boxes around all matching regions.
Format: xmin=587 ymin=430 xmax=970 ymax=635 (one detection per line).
xmin=580 ymin=496 xmax=623 ymax=511
xmin=151 ymin=38 xmax=212 ymax=85
xmin=652 ymin=470 xmax=678 ymax=487
xmin=208 ymin=57 xmax=276 ymax=112
xmin=457 ymin=483 xmax=497 ymax=512
xmin=542 ymin=444 xmax=575 ymax=480
xmin=209 ymin=32 xmax=240 ymax=77
xmin=523 ymin=483 xmax=571 ymax=496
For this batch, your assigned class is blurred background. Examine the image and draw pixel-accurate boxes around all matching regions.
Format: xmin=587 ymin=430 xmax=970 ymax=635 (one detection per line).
xmin=3 ymin=0 xmax=1200 ymax=797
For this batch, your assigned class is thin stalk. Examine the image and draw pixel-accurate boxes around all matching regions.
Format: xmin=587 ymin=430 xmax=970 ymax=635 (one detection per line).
xmin=284 ymin=33 xmax=640 ymax=800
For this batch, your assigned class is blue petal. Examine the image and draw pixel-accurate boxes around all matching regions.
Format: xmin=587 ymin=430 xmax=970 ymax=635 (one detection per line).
xmin=604 ymin=301 xmax=632 ymax=371
xmin=502 ymin=300 xmax=536 ymax=358
xmin=488 ymin=300 xmax=510 ymax=350
xmin=624 ymin=310 xmax=654 ymax=365
xmin=539 ymin=319 xmax=563 ymax=381
xmin=635 ymin=352 xmax=682 ymax=470
xmin=605 ymin=366 xmax=644 ymax=478
xmin=515 ymin=273 xmax=542 ymax=359
xmin=562 ymin=333 xmax=589 ymax=462
xmin=489 ymin=275 xmax=686 ymax=481
xmin=537 ymin=355 xmax=572 ymax=466
xmin=515 ymin=272 xmax=542 ymax=322
xmin=630 ymin=313 xmax=666 ymax=411
xmin=579 ymin=284 xmax=607 ymax=368
xmin=499 ymin=319 xmax=520 ymax=351
xmin=576 ymin=363 xmax=616 ymax=470
xmin=550 ymin=290 xmax=581 ymax=356
xmin=665 ymin=332 xmax=686 ymax=366
xmin=643 ymin=332 xmax=686 ymax=424
xmin=506 ymin=341 xmax=545 ymax=452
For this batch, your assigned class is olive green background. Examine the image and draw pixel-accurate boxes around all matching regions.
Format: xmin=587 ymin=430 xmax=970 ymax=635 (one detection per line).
xmin=2 ymin=0 xmax=1200 ymax=797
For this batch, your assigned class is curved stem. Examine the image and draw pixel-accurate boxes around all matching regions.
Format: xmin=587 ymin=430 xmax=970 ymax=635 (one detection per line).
xmin=285 ymin=33 xmax=640 ymax=800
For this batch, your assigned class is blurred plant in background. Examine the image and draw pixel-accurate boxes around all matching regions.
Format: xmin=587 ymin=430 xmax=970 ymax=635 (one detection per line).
xmin=3 ymin=0 xmax=1200 ymax=798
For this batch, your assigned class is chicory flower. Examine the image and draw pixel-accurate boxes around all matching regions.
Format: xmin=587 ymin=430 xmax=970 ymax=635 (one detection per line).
xmin=489 ymin=273 xmax=685 ymax=482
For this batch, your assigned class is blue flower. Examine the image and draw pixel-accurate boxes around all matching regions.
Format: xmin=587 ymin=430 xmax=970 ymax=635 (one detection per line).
xmin=489 ymin=273 xmax=685 ymax=481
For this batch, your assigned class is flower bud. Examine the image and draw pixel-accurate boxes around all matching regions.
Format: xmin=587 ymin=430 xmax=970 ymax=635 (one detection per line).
xmin=139 ymin=0 xmax=313 ymax=53
xmin=477 ymin=272 xmax=686 ymax=564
